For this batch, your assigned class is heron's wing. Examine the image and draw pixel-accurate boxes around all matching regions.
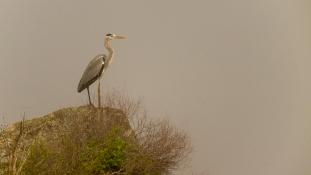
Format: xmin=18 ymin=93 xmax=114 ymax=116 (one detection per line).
xmin=77 ymin=54 xmax=106 ymax=92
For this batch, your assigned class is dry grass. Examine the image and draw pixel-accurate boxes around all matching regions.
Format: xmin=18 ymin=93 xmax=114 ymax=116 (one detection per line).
xmin=0 ymin=91 xmax=192 ymax=175
xmin=102 ymin=91 xmax=192 ymax=174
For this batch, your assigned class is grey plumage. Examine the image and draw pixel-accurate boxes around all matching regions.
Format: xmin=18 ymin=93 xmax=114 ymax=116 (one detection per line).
xmin=77 ymin=54 xmax=106 ymax=93
xmin=77 ymin=33 xmax=126 ymax=107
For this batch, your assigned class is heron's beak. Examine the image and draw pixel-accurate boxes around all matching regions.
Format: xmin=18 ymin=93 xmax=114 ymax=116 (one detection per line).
xmin=114 ymin=35 xmax=127 ymax=39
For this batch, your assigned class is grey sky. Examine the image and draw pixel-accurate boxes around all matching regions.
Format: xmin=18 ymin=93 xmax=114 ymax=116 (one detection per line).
xmin=0 ymin=0 xmax=311 ymax=174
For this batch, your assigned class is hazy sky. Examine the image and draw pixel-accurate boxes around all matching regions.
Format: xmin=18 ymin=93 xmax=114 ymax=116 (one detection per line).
xmin=0 ymin=1 xmax=311 ymax=174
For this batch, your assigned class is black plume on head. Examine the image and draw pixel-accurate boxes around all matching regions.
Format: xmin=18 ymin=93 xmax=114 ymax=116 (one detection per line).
xmin=106 ymin=33 xmax=113 ymax=37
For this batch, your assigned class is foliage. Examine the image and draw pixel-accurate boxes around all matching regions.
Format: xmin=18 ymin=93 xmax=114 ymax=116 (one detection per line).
xmin=21 ymin=140 xmax=53 ymax=175
xmin=1 ymin=92 xmax=191 ymax=175
xmin=81 ymin=127 xmax=128 ymax=174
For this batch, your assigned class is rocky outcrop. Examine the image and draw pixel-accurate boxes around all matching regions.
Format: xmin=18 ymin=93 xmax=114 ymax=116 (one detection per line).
xmin=0 ymin=106 xmax=131 ymax=175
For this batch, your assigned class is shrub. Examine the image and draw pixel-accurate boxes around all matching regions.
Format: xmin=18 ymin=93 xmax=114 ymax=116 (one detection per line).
xmin=81 ymin=127 xmax=128 ymax=174
xmin=22 ymin=140 xmax=53 ymax=175
xmin=1 ymin=92 xmax=191 ymax=175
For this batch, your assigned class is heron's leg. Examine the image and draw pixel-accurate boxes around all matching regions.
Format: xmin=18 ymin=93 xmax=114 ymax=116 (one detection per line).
xmin=87 ymin=87 xmax=93 ymax=106
xmin=97 ymin=76 xmax=101 ymax=108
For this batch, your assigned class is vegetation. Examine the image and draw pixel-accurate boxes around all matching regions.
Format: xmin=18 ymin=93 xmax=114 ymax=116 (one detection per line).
xmin=0 ymin=92 xmax=191 ymax=175
xmin=81 ymin=127 xmax=128 ymax=174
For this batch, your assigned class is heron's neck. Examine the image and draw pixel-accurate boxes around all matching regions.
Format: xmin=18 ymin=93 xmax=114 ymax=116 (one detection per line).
xmin=104 ymin=39 xmax=114 ymax=64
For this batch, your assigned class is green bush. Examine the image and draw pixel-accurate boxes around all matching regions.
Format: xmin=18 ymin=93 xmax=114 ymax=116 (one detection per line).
xmin=81 ymin=127 xmax=128 ymax=174
xmin=20 ymin=126 xmax=131 ymax=175
xmin=10 ymin=105 xmax=191 ymax=175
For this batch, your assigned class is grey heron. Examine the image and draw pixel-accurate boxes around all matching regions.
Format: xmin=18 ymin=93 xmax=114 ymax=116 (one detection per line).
xmin=77 ymin=33 xmax=126 ymax=107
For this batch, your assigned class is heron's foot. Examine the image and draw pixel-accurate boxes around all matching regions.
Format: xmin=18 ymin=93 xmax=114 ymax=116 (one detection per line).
xmin=88 ymin=103 xmax=95 ymax=108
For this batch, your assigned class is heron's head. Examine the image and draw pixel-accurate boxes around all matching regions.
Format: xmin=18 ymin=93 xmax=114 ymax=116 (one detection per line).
xmin=105 ymin=33 xmax=127 ymax=41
